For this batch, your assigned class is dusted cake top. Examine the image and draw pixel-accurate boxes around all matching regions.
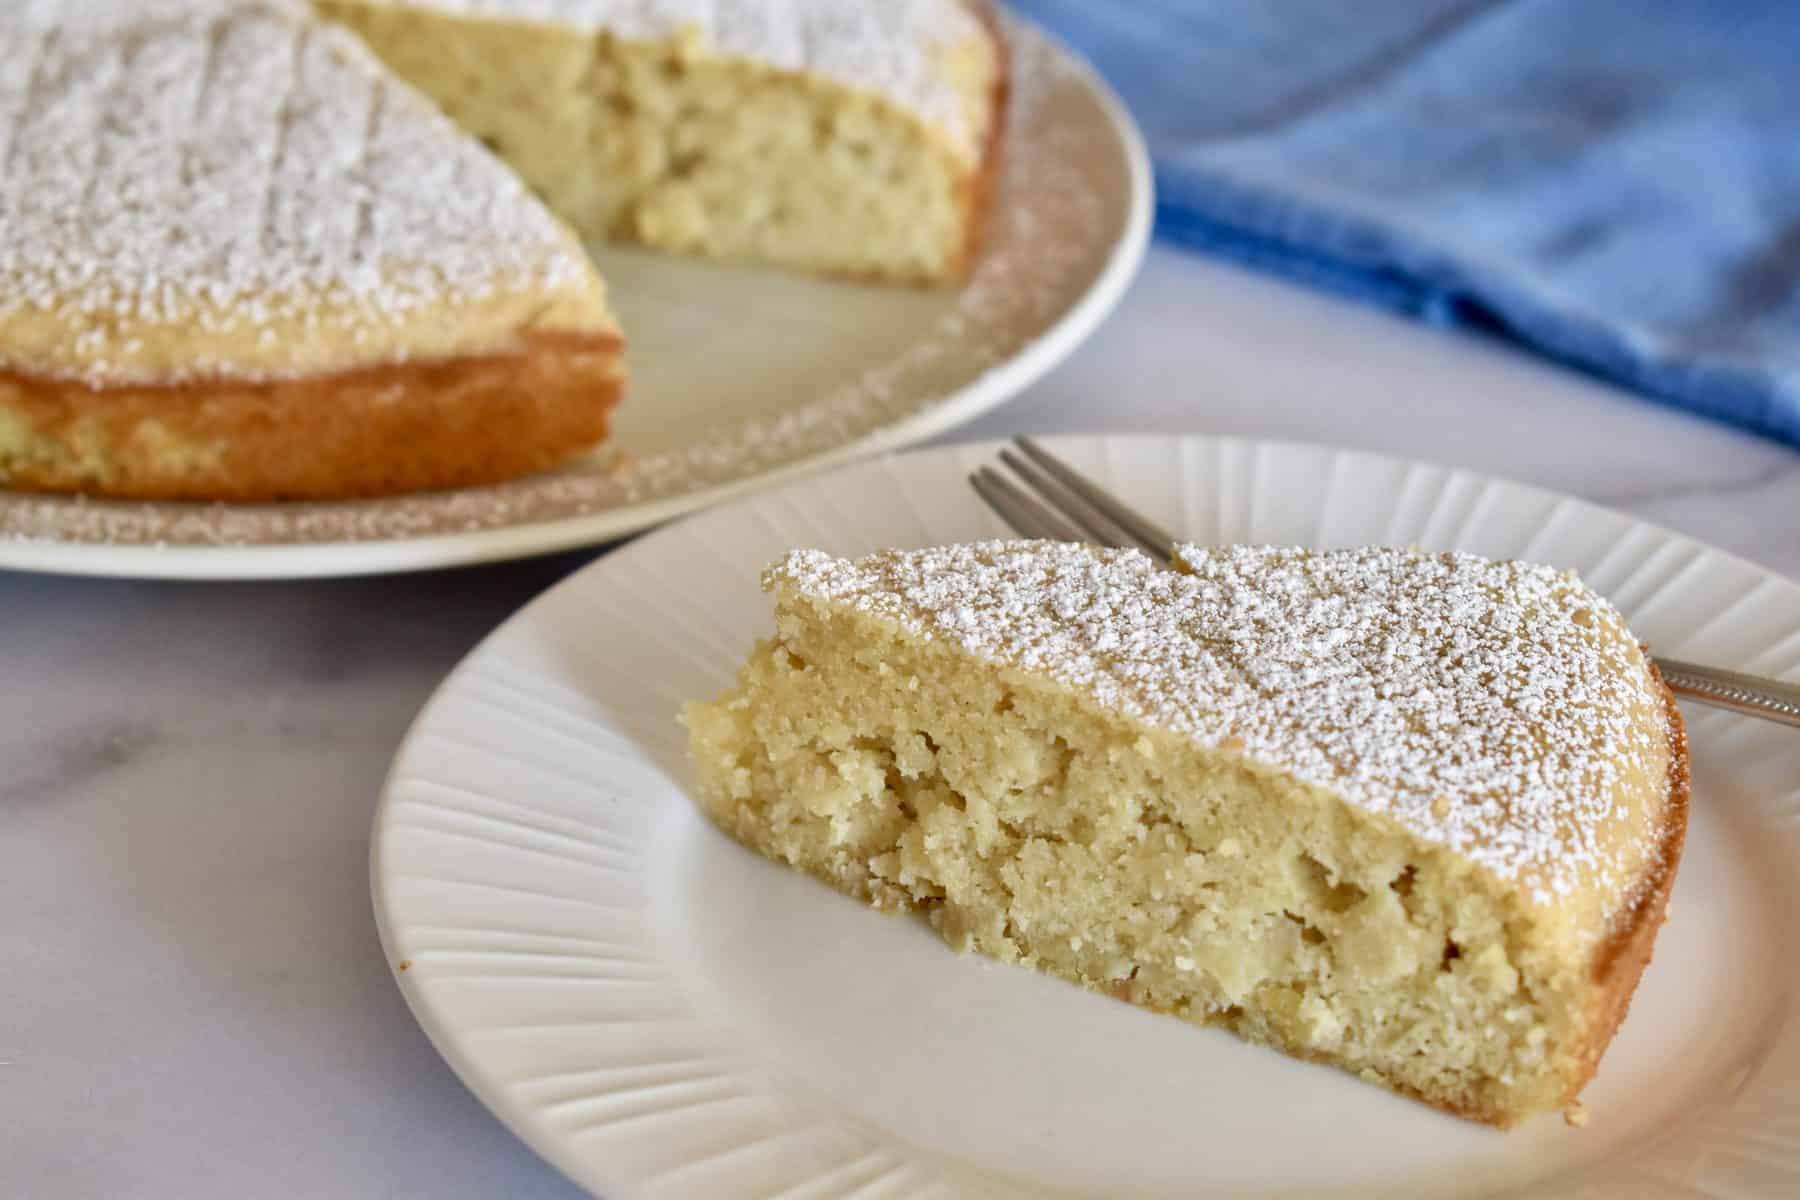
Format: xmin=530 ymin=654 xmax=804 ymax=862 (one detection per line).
xmin=770 ymin=540 xmax=1678 ymax=905
xmin=0 ymin=0 xmax=600 ymax=384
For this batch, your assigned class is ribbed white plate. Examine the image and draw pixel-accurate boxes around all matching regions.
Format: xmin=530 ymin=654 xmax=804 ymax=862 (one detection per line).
xmin=0 ymin=18 xmax=1149 ymax=581
xmin=375 ymin=435 xmax=1800 ymax=1199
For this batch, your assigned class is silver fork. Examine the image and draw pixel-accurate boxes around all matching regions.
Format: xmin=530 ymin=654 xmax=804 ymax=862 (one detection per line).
xmin=971 ymin=436 xmax=1800 ymax=729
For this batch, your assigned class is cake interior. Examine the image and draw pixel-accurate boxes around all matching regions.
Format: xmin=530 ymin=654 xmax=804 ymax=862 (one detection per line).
xmin=316 ymin=1 xmax=989 ymax=283
xmin=684 ymin=590 xmax=1609 ymax=1127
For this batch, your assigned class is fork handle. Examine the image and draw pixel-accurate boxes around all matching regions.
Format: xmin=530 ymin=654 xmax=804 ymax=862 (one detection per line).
xmin=1655 ymin=657 xmax=1800 ymax=727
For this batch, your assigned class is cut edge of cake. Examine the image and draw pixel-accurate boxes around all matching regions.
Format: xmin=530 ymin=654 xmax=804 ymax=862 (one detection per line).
xmin=314 ymin=0 xmax=1008 ymax=284
xmin=682 ymin=540 xmax=1689 ymax=1127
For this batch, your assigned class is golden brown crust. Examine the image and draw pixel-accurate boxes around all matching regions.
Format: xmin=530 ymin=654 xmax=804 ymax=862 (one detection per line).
xmin=948 ymin=3 xmax=1010 ymax=282
xmin=1556 ymin=655 xmax=1690 ymax=1113
xmin=0 ymin=331 xmax=624 ymax=501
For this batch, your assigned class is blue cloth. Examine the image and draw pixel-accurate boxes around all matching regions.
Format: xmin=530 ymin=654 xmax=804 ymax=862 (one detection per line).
xmin=1011 ymin=0 xmax=1800 ymax=448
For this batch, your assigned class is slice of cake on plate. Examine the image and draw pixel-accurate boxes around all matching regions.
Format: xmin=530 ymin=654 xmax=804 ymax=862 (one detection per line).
xmin=683 ymin=540 xmax=1689 ymax=1127
xmin=315 ymin=0 xmax=1006 ymax=283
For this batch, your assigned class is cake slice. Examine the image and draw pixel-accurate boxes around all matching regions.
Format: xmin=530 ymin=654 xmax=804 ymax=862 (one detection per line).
xmin=683 ymin=541 xmax=1689 ymax=1127
xmin=0 ymin=0 xmax=621 ymax=500
xmin=313 ymin=0 xmax=1006 ymax=283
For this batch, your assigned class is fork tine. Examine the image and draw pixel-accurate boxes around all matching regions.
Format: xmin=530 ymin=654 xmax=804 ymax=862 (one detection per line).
xmin=1013 ymin=436 xmax=1177 ymax=562
xmin=970 ymin=467 xmax=1090 ymax=544
xmin=998 ymin=448 xmax=1142 ymax=553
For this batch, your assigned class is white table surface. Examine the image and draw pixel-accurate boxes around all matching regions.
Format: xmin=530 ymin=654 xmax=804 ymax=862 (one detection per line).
xmin=6 ymin=246 xmax=1797 ymax=1199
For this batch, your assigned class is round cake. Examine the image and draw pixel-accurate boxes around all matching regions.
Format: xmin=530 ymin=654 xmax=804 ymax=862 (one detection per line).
xmin=0 ymin=0 xmax=1004 ymax=500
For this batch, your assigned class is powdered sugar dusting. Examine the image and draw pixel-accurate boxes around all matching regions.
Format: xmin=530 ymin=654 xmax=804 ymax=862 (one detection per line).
xmin=770 ymin=540 xmax=1674 ymax=902
xmin=380 ymin=0 xmax=995 ymax=159
xmin=0 ymin=17 xmax=1121 ymax=550
xmin=0 ymin=0 xmax=589 ymax=384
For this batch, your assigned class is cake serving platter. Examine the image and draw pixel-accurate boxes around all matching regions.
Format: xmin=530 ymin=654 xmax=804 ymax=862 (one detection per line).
xmin=0 ymin=18 xmax=1149 ymax=581
xmin=374 ymin=434 xmax=1800 ymax=1199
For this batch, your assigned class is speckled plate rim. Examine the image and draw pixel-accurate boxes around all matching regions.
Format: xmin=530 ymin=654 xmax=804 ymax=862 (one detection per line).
xmin=0 ymin=21 xmax=1152 ymax=582
xmin=372 ymin=433 xmax=1800 ymax=1200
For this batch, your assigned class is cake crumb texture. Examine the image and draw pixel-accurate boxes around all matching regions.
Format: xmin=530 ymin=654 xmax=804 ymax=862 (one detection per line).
xmin=316 ymin=0 xmax=1004 ymax=282
xmin=683 ymin=541 xmax=1687 ymax=1127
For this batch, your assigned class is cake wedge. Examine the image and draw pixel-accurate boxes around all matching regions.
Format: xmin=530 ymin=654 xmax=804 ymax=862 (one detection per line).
xmin=682 ymin=540 xmax=1688 ymax=1127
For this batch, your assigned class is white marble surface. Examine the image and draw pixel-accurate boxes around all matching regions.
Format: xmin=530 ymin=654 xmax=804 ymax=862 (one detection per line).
xmin=4 ymin=246 xmax=1796 ymax=1199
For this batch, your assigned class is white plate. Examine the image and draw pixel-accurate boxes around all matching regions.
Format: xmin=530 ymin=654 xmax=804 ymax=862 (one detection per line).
xmin=374 ymin=435 xmax=1800 ymax=1199
xmin=0 ymin=19 xmax=1149 ymax=581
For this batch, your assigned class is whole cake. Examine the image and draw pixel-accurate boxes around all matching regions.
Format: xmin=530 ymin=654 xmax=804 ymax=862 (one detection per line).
xmin=683 ymin=540 xmax=1689 ymax=1127
xmin=0 ymin=0 xmax=1003 ymax=501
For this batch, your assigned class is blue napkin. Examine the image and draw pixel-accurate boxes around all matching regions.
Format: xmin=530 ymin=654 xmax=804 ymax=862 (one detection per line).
xmin=1011 ymin=0 xmax=1800 ymax=448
